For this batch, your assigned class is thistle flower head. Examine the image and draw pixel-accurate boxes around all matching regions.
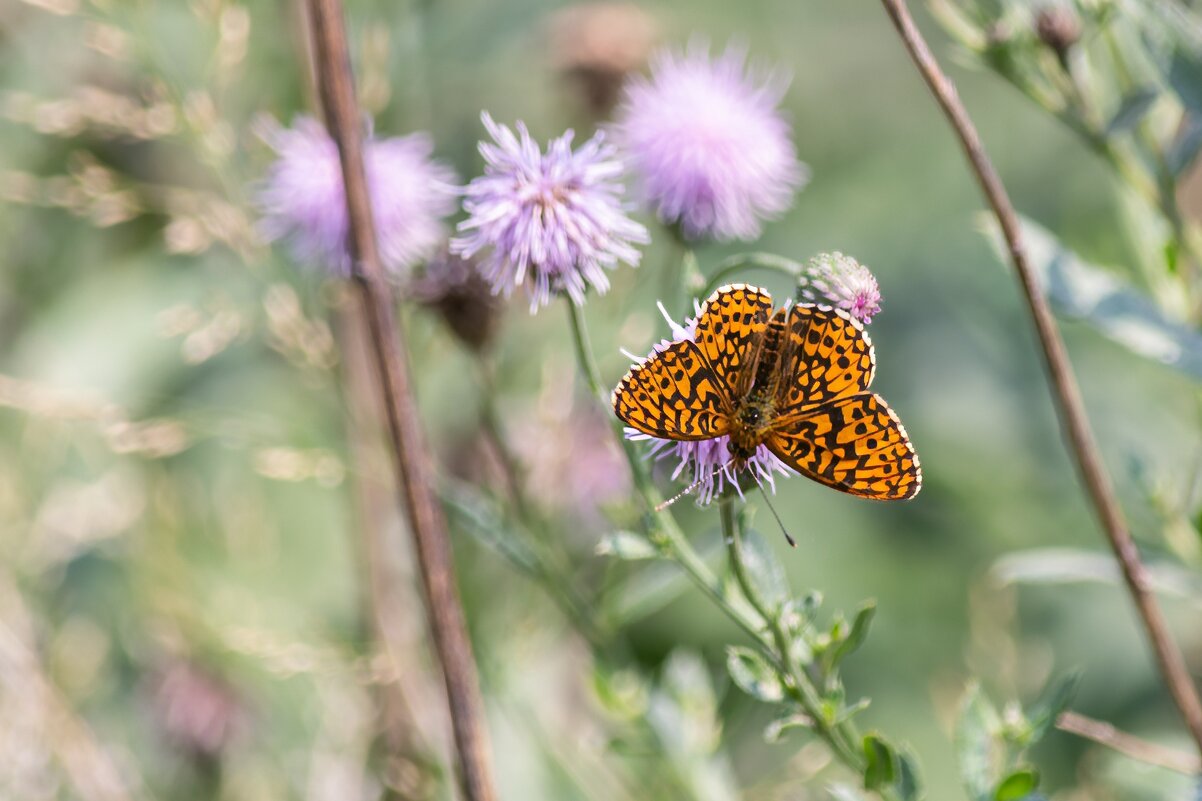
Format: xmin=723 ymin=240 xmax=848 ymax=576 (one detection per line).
xmin=256 ymin=116 xmax=458 ymax=278
xmin=452 ymin=113 xmax=649 ymax=312
xmin=800 ymin=252 xmax=882 ymax=323
xmin=624 ymin=301 xmax=792 ymax=505
xmin=614 ymin=43 xmax=808 ymax=242
xmin=409 ymin=250 xmax=502 ymax=352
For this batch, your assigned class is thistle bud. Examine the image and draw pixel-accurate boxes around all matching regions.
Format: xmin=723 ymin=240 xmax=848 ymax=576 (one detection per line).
xmin=1035 ymin=6 xmax=1081 ymax=66
xmin=410 ymin=250 xmax=502 ymax=352
xmin=548 ymin=2 xmax=657 ymax=118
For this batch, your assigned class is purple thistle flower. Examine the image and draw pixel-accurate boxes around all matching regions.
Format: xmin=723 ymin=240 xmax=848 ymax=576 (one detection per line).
xmin=624 ymin=301 xmax=792 ymax=505
xmin=800 ymin=252 xmax=882 ymax=323
xmin=452 ymin=112 xmax=649 ymax=312
xmin=257 ymin=116 xmax=458 ymax=278
xmin=614 ymin=43 xmax=809 ymax=242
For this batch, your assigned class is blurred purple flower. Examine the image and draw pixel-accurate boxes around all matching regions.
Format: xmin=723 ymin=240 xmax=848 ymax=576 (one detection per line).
xmin=257 ymin=116 xmax=458 ymax=278
xmin=624 ymin=301 xmax=792 ymax=505
xmin=800 ymin=252 xmax=882 ymax=323
xmin=153 ymin=659 xmax=246 ymax=762
xmin=614 ymin=43 xmax=808 ymax=242
xmin=452 ymin=112 xmax=649 ymax=312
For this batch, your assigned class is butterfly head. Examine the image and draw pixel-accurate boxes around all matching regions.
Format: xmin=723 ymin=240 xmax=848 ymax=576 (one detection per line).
xmin=729 ymin=394 xmax=777 ymax=463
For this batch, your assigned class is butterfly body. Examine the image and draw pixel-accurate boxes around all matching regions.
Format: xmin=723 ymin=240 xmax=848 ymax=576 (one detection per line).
xmin=613 ymin=284 xmax=921 ymax=500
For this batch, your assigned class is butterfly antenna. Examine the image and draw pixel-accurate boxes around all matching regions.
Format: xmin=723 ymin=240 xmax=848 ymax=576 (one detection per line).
xmin=758 ymin=487 xmax=797 ymax=548
xmin=653 ymin=461 xmax=733 ymax=513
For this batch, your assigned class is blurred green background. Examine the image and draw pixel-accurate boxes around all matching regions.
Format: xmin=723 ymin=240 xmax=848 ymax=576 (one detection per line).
xmin=1 ymin=0 xmax=1199 ymax=798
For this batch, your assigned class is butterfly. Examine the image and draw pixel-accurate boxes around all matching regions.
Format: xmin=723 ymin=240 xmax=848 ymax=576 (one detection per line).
xmin=612 ymin=284 xmax=921 ymax=500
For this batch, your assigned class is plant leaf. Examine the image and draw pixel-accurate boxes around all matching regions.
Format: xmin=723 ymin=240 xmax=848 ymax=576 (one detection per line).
xmin=737 ymin=524 xmax=790 ymax=609
xmin=863 ymin=732 xmax=898 ymax=790
xmin=981 ymin=216 xmax=1202 ymax=382
xmin=596 ymin=530 xmax=660 ymax=560
xmin=990 ymin=546 xmax=1202 ymax=606
xmin=830 ymin=600 xmax=877 ymax=667
xmin=726 ymin=646 xmax=783 ymax=702
xmin=1105 ymin=86 xmax=1159 ymax=137
xmin=1141 ymin=2 xmax=1202 ymax=116
xmin=994 ymin=768 xmax=1040 ymax=801
xmin=957 ymin=684 xmax=1001 ymax=801
xmin=1168 ymin=114 xmax=1202 ymax=176
xmin=897 ymin=748 xmax=924 ymax=801
xmin=763 ymin=712 xmax=814 ymax=743
xmin=1027 ymin=670 xmax=1082 ymax=743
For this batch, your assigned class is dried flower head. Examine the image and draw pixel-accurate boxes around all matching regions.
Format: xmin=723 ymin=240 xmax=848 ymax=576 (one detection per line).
xmin=257 ymin=116 xmax=458 ymax=278
xmin=614 ymin=43 xmax=808 ymax=242
xmin=452 ymin=113 xmax=649 ymax=311
xmin=1035 ymin=6 xmax=1081 ymax=63
xmin=548 ymin=2 xmax=658 ymax=117
xmin=410 ymin=250 xmax=503 ymax=352
xmin=624 ymin=301 xmax=792 ymax=504
xmin=800 ymin=252 xmax=881 ymax=323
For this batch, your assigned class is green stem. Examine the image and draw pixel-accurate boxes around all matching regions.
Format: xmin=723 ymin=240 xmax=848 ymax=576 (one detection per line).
xmin=678 ymin=248 xmax=705 ymax=317
xmin=718 ymin=491 xmax=875 ymax=785
xmin=564 ymin=298 xmax=766 ymax=645
xmin=701 ymin=252 xmax=807 ymax=300
xmin=472 ymin=356 xmax=610 ymax=647
xmin=568 ymin=296 xmax=903 ymax=797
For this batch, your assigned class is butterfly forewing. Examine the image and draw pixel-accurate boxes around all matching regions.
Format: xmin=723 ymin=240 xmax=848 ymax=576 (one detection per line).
xmin=692 ymin=284 xmax=774 ymax=394
xmin=767 ymin=393 xmax=921 ymax=500
xmin=612 ymin=339 xmax=732 ymax=440
xmin=775 ymin=306 xmax=875 ymax=415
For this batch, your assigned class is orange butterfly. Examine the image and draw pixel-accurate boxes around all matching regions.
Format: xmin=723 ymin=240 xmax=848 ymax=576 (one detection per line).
xmin=612 ymin=284 xmax=921 ymax=500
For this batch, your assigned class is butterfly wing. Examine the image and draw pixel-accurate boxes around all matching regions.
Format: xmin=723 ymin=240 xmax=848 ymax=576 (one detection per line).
xmin=612 ymin=339 xmax=731 ymax=440
xmin=775 ymin=305 xmax=875 ymax=415
xmin=692 ymin=284 xmax=774 ymax=395
xmin=767 ymin=393 xmax=921 ymax=500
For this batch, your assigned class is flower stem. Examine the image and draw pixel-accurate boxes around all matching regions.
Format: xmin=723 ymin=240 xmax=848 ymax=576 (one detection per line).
xmin=473 ymin=356 xmax=610 ymax=647
xmin=701 ymin=252 xmax=806 ymax=299
xmin=717 ymin=491 xmax=879 ymax=789
xmin=564 ymin=298 xmax=765 ymax=644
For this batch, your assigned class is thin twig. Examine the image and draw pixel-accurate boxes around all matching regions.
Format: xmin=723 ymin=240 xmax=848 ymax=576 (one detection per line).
xmin=1057 ymin=711 xmax=1201 ymax=774
xmin=878 ymin=0 xmax=1202 ymax=757
xmin=304 ymin=1 xmax=498 ymax=799
xmin=336 ymin=308 xmax=441 ymax=799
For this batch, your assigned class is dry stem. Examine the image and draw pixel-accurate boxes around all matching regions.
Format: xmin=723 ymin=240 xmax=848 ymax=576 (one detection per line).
xmin=879 ymin=0 xmax=1202 ymax=757
xmin=304 ymin=1 xmax=498 ymax=798
xmin=1058 ymin=711 xmax=1201 ymax=774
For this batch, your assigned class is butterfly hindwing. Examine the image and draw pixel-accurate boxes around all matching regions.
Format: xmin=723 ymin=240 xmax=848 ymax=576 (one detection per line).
xmin=612 ymin=339 xmax=732 ymax=440
xmin=775 ymin=305 xmax=875 ymax=414
xmin=692 ymin=284 xmax=774 ymax=395
xmin=767 ymin=393 xmax=921 ymax=500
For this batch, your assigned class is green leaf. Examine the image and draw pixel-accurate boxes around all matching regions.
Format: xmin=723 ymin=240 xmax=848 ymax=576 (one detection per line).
xmin=1027 ymin=670 xmax=1082 ymax=743
xmin=981 ymin=216 xmax=1202 ymax=382
xmin=833 ymin=697 xmax=872 ymax=725
xmin=763 ymin=713 xmax=814 ymax=743
xmin=596 ymin=530 xmax=660 ymax=560
xmin=830 ymin=600 xmax=877 ymax=666
xmin=990 ymin=547 xmax=1202 ymax=604
xmin=896 ymin=748 xmax=924 ymax=801
xmin=1105 ymin=86 xmax=1158 ymax=136
xmin=956 ymin=685 xmax=1001 ymax=801
xmin=726 ymin=646 xmax=783 ymax=702
xmin=829 ymin=786 xmax=868 ymax=801
xmin=1141 ymin=2 xmax=1202 ymax=115
xmin=737 ymin=524 xmax=790 ymax=608
xmin=994 ymin=768 xmax=1039 ymax=800
xmin=1167 ymin=114 xmax=1202 ymax=175
xmin=863 ymin=732 xmax=898 ymax=790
